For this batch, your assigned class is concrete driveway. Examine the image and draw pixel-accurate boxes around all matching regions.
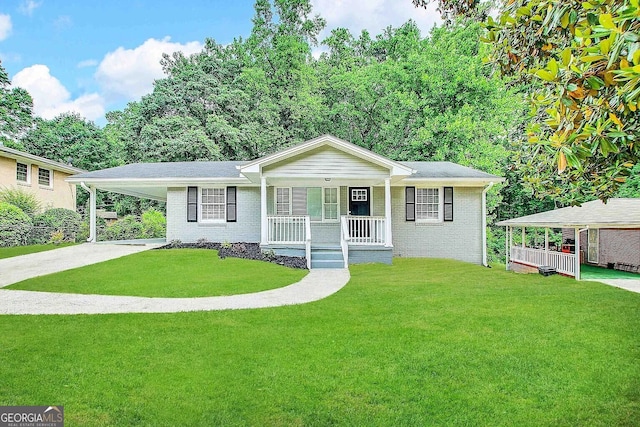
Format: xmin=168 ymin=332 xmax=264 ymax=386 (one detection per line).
xmin=0 ymin=243 xmax=162 ymax=288
xmin=586 ymin=278 xmax=640 ymax=294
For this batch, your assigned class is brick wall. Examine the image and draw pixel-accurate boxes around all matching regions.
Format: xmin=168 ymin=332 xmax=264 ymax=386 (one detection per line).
xmin=166 ymin=187 xmax=261 ymax=243
xmin=391 ymin=187 xmax=484 ymax=264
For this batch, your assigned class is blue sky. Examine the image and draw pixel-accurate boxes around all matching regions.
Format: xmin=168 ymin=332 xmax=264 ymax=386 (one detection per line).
xmin=0 ymin=0 xmax=440 ymax=125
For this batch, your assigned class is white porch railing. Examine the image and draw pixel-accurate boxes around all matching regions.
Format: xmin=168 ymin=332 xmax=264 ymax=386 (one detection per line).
xmin=267 ymin=216 xmax=309 ymax=244
xmin=345 ymin=216 xmax=386 ymax=245
xmin=340 ymin=216 xmax=350 ymax=268
xmin=510 ymin=246 xmax=576 ymax=276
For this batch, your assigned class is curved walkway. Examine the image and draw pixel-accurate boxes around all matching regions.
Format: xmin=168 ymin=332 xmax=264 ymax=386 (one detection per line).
xmin=0 ymin=243 xmax=350 ymax=315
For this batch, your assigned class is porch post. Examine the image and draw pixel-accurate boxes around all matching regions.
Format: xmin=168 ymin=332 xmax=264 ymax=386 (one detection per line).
xmin=88 ymin=185 xmax=97 ymax=243
xmin=260 ymin=177 xmax=268 ymax=245
xmin=505 ymin=226 xmax=510 ymax=271
xmin=545 ymin=228 xmax=549 ymax=265
xmin=521 ymin=227 xmax=526 ymax=248
xmin=574 ymin=228 xmax=581 ymax=280
xmin=384 ymin=178 xmax=392 ymax=247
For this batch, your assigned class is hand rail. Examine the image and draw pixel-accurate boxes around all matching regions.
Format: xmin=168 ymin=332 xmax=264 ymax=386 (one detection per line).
xmin=340 ymin=216 xmax=350 ymax=268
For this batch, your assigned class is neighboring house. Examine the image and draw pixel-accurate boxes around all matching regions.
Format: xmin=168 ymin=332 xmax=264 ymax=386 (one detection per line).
xmin=497 ymin=198 xmax=640 ymax=279
xmin=0 ymin=144 xmax=84 ymax=211
xmin=67 ymin=135 xmax=502 ymax=268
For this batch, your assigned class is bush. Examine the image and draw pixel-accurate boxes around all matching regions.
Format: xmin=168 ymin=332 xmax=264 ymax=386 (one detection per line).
xmin=101 ymin=215 xmax=145 ymax=241
xmin=142 ymin=208 xmax=166 ymax=238
xmin=0 ymin=202 xmax=32 ymax=247
xmin=30 ymin=208 xmax=82 ymax=244
xmin=0 ymin=187 xmax=41 ymax=218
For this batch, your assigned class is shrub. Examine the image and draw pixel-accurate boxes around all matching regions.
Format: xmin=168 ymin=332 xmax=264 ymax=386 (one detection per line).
xmin=30 ymin=208 xmax=82 ymax=244
xmin=0 ymin=187 xmax=41 ymax=218
xmin=141 ymin=208 xmax=166 ymax=238
xmin=102 ymin=215 xmax=144 ymax=241
xmin=0 ymin=202 xmax=32 ymax=247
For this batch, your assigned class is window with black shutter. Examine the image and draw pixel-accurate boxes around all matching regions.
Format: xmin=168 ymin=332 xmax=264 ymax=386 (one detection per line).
xmin=226 ymin=186 xmax=237 ymax=222
xmin=444 ymin=187 xmax=453 ymax=222
xmin=187 ymin=186 xmax=198 ymax=222
xmin=405 ymin=187 xmax=415 ymax=221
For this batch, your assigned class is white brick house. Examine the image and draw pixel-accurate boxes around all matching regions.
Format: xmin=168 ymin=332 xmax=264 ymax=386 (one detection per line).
xmin=68 ymin=135 xmax=502 ymax=268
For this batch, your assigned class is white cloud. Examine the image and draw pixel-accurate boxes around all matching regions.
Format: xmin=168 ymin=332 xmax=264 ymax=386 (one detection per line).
xmin=12 ymin=64 xmax=105 ymax=121
xmin=53 ymin=15 xmax=72 ymax=31
xmin=0 ymin=14 xmax=12 ymax=41
xmin=77 ymin=59 xmax=98 ymax=68
xmin=311 ymin=0 xmax=441 ymax=39
xmin=19 ymin=0 xmax=42 ymax=16
xmin=95 ymin=37 xmax=203 ymax=102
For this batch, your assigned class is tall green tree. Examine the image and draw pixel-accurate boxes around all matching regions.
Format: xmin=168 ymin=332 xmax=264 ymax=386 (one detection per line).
xmin=0 ymin=63 xmax=34 ymax=148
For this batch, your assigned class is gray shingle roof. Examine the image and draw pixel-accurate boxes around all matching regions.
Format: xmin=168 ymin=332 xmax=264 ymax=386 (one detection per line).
xmin=497 ymin=198 xmax=640 ymax=228
xmin=69 ymin=161 xmax=248 ymax=180
xmin=400 ymin=161 xmax=500 ymax=179
xmin=69 ymin=160 xmax=500 ymax=181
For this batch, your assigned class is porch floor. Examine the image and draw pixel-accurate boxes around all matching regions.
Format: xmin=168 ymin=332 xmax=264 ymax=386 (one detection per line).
xmin=581 ymin=265 xmax=640 ymax=280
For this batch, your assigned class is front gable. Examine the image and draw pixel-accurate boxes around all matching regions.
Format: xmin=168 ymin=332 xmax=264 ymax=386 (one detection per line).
xmin=239 ymin=134 xmax=414 ymax=182
xmin=262 ymin=145 xmax=389 ymax=179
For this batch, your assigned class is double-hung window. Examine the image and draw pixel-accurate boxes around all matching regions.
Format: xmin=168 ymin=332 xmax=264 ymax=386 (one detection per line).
xmin=38 ymin=167 xmax=52 ymax=187
xmin=323 ymin=188 xmax=338 ymax=221
xmin=276 ymin=188 xmax=291 ymax=215
xmin=201 ymin=188 xmax=225 ymax=221
xmin=16 ymin=162 xmax=29 ymax=183
xmin=406 ymin=187 xmax=453 ymax=222
xmin=416 ymin=188 xmax=440 ymax=221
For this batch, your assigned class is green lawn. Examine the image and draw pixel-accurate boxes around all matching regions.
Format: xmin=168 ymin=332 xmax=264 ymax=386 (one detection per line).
xmin=7 ymin=249 xmax=308 ymax=297
xmin=0 ymin=243 xmax=76 ymax=259
xmin=1 ymin=259 xmax=639 ymax=426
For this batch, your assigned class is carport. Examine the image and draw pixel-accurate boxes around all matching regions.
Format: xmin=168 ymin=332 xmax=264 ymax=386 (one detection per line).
xmin=497 ymin=199 xmax=640 ymax=280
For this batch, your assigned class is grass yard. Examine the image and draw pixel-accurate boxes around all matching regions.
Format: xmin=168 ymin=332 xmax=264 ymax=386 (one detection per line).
xmin=6 ymin=249 xmax=308 ymax=297
xmin=0 ymin=243 xmax=76 ymax=259
xmin=1 ymin=259 xmax=639 ymax=426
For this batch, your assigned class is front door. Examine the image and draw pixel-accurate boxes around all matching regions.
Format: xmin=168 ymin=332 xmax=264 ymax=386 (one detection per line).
xmin=348 ymin=187 xmax=370 ymax=239
xmin=587 ymin=229 xmax=599 ymax=264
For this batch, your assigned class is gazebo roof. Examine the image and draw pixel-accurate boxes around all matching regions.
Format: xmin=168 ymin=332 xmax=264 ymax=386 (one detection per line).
xmin=496 ymin=198 xmax=640 ymax=229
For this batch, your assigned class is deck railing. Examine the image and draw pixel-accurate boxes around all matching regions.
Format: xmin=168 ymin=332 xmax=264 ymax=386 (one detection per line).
xmin=267 ymin=216 xmax=308 ymax=244
xmin=345 ymin=216 xmax=386 ymax=245
xmin=510 ymin=246 xmax=575 ymax=276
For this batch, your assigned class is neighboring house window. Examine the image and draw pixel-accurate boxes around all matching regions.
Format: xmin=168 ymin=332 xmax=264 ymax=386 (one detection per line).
xmin=416 ymin=188 xmax=440 ymax=221
xmin=201 ymin=188 xmax=225 ymax=221
xmin=323 ymin=187 xmax=338 ymax=221
xmin=276 ymin=187 xmax=291 ymax=215
xmin=16 ymin=162 xmax=29 ymax=183
xmin=38 ymin=167 xmax=52 ymax=187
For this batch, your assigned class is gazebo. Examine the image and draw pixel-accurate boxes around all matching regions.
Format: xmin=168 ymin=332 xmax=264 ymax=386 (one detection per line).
xmin=496 ymin=198 xmax=640 ymax=280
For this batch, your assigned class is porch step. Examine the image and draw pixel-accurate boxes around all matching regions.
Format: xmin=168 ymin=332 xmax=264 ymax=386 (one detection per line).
xmin=311 ymin=246 xmax=344 ymax=269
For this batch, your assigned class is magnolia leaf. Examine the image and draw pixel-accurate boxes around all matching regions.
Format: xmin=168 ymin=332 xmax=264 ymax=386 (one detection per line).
xmin=631 ymin=45 xmax=640 ymax=64
xmin=582 ymin=2 xmax=594 ymax=9
xmin=560 ymin=12 xmax=570 ymax=28
xmin=599 ymin=14 xmax=616 ymax=30
xmin=581 ymin=55 xmax=605 ymax=63
xmin=609 ymin=113 xmax=623 ymax=127
xmin=599 ymin=38 xmax=611 ymax=55
xmin=558 ymin=151 xmax=567 ymax=172
xmin=548 ymin=58 xmax=559 ymax=75
xmin=561 ymin=48 xmax=572 ymax=65
xmin=536 ymin=69 xmax=556 ymax=81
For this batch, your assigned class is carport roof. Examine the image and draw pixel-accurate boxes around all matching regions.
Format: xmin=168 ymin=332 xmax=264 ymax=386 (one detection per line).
xmin=496 ymin=198 xmax=640 ymax=229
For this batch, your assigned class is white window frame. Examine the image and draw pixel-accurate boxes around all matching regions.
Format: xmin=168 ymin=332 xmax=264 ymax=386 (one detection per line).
xmin=275 ymin=187 xmax=292 ymax=215
xmin=37 ymin=167 xmax=53 ymax=188
xmin=16 ymin=162 xmax=30 ymax=184
xmin=351 ymin=188 xmax=368 ymax=202
xmin=199 ymin=187 xmax=226 ymax=223
xmin=322 ymin=187 xmax=339 ymax=222
xmin=415 ymin=187 xmax=442 ymax=222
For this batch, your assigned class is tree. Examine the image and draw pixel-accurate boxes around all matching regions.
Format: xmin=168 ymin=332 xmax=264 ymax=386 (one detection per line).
xmin=22 ymin=113 xmax=119 ymax=171
xmin=415 ymin=0 xmax=640 ymax=201
xmin=0 ymin=63 xmax=34 ymax=148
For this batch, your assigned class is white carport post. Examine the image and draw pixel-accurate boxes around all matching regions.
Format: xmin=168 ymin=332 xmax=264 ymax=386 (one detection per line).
xmin=80 ymin=182 xmax=97 ymax=243
xmin=575 ymin=227 xmax=581 ymax=280
xmin=545 ymin=228 xmax=549 ymax=265
xmin=260 ymin=177 xmax=268 ymax=245
xmin=384 ymin=178 xmax=392 ymax=247
xmin=505 ymin=226 xmax=511 ymax=270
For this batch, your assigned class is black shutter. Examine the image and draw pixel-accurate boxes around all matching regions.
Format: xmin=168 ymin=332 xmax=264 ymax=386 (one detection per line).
xmin=187 ymin=186 xmax=198 ymax=222
xmin=405 ymin=187 xmax=415 ymax=221
xmin=444 ymin=187 xmax=453 ymax=222
xmin=226 ymin=186 xmax=237 ymax=222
